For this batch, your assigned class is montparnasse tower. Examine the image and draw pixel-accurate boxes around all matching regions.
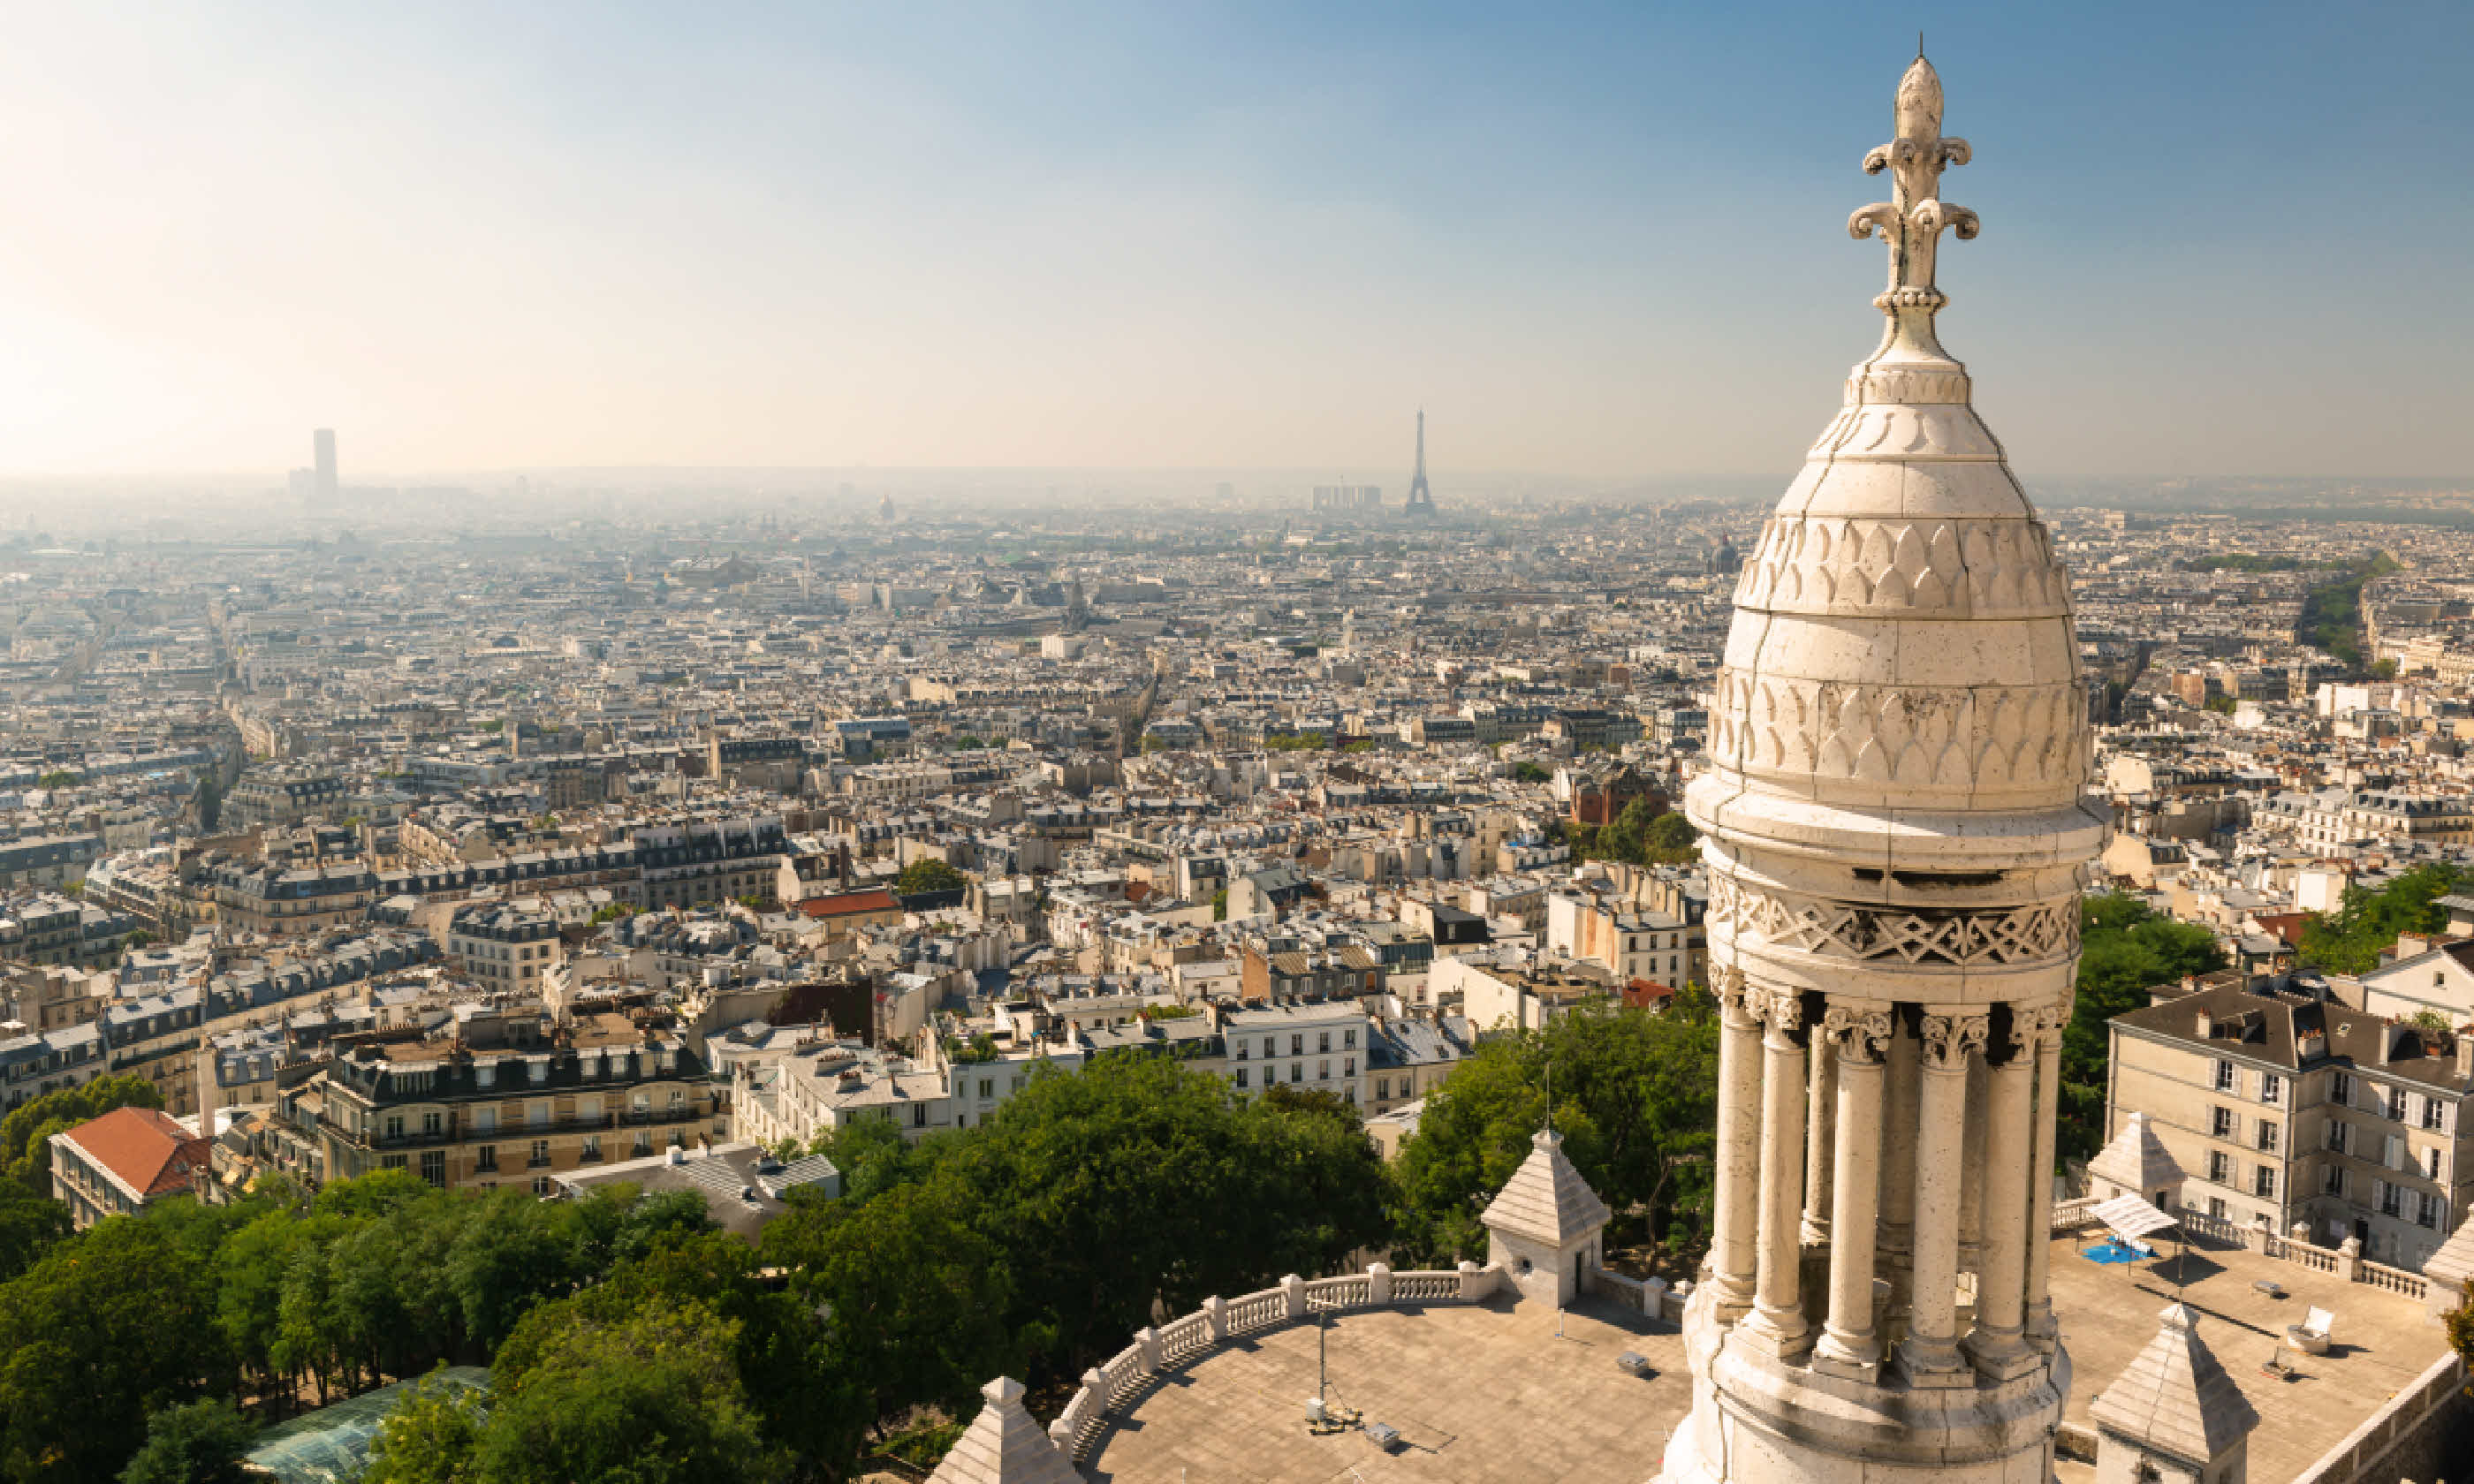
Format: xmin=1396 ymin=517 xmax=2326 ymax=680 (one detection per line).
xmin=1660 ymin=50 xmax=2107 ymax=1484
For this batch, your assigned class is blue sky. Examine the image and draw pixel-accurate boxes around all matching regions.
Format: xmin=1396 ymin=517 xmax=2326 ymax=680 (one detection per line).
xmin=0 ymin=1 xmax=2465 ymax=481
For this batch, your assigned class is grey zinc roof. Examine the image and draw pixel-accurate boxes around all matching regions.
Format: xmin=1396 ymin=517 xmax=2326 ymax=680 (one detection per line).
xmin=1480 ymin=1128 xmax=1611 ymax=1249
xmin=926 ymin=1377 xmax=1081 ymax=1484
xmin=2086 ymin=1302 xmax=2261 ymax=1467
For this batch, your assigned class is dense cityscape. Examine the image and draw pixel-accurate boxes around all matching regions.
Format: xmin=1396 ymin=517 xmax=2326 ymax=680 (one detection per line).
xmin=4 ymin=7 xmax=2472 ymax=1484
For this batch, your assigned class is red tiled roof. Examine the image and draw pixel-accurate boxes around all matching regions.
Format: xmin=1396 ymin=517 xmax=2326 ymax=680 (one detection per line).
xmin=54 ymin=1106 xmax=209 ymax=1201
xmin=795 ymin=889 xmax=900 ymax=920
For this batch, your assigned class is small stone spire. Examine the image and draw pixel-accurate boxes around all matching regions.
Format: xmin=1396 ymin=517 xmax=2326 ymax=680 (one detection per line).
xmin=927 ymin=1376 xmax=1081 ymax=1484
xmin=1848 ymin=51 xmax=1978 ymax=319
xmin=2088 ymin=1302 xmax=2262 ymax=1482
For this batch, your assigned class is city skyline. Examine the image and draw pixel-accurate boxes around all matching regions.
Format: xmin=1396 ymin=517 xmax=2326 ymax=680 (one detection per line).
xmin=0 ymin=3 xmax=2467 ymax=483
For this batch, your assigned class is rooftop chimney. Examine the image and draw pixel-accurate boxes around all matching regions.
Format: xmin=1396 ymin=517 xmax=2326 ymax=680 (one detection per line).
xmin=2194 ymin=1010 xmax=2212 ymax=1039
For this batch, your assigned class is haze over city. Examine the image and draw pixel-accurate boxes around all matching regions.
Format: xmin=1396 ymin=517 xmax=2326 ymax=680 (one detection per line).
xmin=0 ymin=1 xmax=2468 ymax=488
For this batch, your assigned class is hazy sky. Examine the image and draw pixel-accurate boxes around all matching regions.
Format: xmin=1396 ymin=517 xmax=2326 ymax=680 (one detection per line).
xmin=0 ymin=2 xmax=2467 ymax=482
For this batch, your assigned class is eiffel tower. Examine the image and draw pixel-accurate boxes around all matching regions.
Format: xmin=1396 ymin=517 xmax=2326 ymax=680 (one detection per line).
xmin=1401 ymin=408 xmax=1436 ymax=520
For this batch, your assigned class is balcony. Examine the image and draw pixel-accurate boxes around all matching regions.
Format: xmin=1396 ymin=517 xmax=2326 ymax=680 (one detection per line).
xmin=322 ymin=1106 xmax=700 ymax=1152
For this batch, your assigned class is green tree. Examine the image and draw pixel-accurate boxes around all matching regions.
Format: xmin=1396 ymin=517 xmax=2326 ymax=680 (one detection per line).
xmin=893 ymin=858 xmax=967 ymax=895
xmin=2056 ymin=895 xmax=2228 ymax=1162
xmin=2298 ymin=863 xmax=2470 ymax=975
xmin=360 ymin=1372 xmax=486 ymax=1484
xmin=1210 ymin=886 xmax=1228 ymax=920
xmin=36 ymin=770 xmax=78 ymax=790
xmin=474 ymin=1298 xmax=786 ymax=1484
xmin=0 ymin=1214 xmax=230 ymax=1484
xmin=0 ymin=1189 xmax=67 ymax=1283
xmin=764 ymin=1184 xmax=1011 ymax=1463
xmin=1511 ymin=761 xmax=1552 ymax=784
xmin=1394 ymin=998 xmax=1719 ymax=1267
xmin=0 ymin=1074 xmax=166 ymax=1194
xmin=118 ymin=1398 xmax=255 ymax=1484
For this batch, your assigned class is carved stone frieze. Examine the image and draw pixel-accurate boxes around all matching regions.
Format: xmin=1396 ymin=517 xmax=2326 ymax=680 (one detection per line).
xmin=1705 ymin=671 xmax=2087 ymax=793
xmin=1734 ymin=514 xmax=2068 ymax=617
xmin=1708 ymin=875 xmax=2078 ymax=967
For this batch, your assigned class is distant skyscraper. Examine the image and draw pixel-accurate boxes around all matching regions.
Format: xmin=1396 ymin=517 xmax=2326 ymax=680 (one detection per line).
xmin=1401 ymin=410 xmax=1435 ymax=520
xmin=313 ymin=428 xmax=338 ymax=499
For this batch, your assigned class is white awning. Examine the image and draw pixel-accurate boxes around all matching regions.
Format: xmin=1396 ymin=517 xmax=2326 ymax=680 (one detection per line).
xmin=2091 ymin=1193 xmax=2181 ymax=1241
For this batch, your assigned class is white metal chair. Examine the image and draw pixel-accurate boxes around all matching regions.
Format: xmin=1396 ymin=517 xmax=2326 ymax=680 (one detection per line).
xmin=2286 ymin=1306 xmax=2333 ymax=1355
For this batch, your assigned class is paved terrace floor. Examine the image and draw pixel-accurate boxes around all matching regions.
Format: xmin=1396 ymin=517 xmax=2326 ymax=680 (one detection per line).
xmin=1078 ymin=1291 xmax=1685 ymax=1483
xmin=2042 ymin=1231 xmax=2451 ymax=1483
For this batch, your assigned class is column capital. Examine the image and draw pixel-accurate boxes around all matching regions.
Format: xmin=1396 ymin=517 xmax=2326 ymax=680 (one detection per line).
xmin=1917 ymin=1011 xmax=1987 ymax=1071
xmin=2029 ymin=996 xmax=2074 ymax=1047
xmin=1714 ymin=965 xmax=1757 ymax=1022
xmin=1751 ymin=986 xmax=1806 ymax=1041
xmin=1821 ymin=1003 xmax=1894 ymax=1064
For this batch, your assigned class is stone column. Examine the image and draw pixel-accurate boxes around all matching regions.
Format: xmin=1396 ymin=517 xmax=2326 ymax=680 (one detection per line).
xmin=1964 ymin=1015 xmax=2037 ymax=1378
xmin=1748 ymin=989 xmax=1812 ymax=1352
xmin=1802 ymin=1032 xmax=1838 ymax=1244
xmin=1878 ymin=1011 xmax=1920 ymax=1328
xmin=1900 ymin=1011 xmax=1984 ymax=1384
xmin=1960 ymin=1054 xmax=1987 ymax=1262
xmin=1711 ymin=970 xmax=1764 ymax=1319
xmin=2023 ymin=1000 xmax=2068 ymax=1346
xmin=1816 ymin=1003 xmax=1891 ymax=1374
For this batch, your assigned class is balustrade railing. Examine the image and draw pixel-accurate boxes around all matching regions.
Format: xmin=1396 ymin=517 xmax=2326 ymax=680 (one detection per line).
xmin=1048 ymin=1266 xmax=1494 ymax=1461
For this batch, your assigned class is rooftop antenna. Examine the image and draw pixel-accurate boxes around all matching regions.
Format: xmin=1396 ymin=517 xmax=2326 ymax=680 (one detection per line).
xmin=1917 ymin=30 xmax=1925 ymax=58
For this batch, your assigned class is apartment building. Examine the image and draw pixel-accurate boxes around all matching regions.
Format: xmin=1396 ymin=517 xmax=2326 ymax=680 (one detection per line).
xmin=445 ymin=901 xmax=565 ymax=992
xmin=48 ymin=1106 xmax=211 ymax=1229
xmin=273 ymin=998 xmax=717 ymax=1193
xmin=1224 ymin=1001 xmax=1371 ymax=1106
xmin=2107 ymin=981 xmax=2474 ymax=1270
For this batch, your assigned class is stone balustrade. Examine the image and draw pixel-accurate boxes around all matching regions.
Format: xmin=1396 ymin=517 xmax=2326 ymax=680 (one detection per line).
xmin=1045 ymin=1261 xmax=1506 ymax=1461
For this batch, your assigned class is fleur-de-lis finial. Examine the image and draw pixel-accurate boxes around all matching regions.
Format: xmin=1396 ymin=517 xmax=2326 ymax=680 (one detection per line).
xmin=1848 ymin=51 xmax=1977 ymax=316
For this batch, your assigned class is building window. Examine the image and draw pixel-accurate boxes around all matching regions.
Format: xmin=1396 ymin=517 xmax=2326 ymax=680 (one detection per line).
xmin=529 ymin=1140 xmax=550 ymax=1168
xmin=1291 ymin=1034 xmax=1304 ymax=1056
xmin=384 ymin=1115 xmax=405 ymax=1140
xmin=2326 ymin=1120 xmax=2351 ymax=1155
xmin=1317 ymin=1060 xmax=1330 ymax=1081
xmin=2332 ymin=1071 xmax=2354 ymax=1105
xmin=1344 ymin=1028 xmax=1357 ymax=1049
xmin=978 ymin=1079 xmax=995 ymax=1101
xmin=422 ymin=1111 xmax=443 ymax=1136
xmin=2253 ymin=1166 xmax=2275 ymax=1199
xmin=2379 ymin=1181 xmax=2402 ymax=1217
xmin=476 ymin=1146 xmax=497 ymax=1172
xmin=1377 ymin=1077 xmax=1391 ymax=1100
xmin=2257 ymin=1120 xmax=2279 ymax=1153
xmin=532 ymin=1176 xmax=555 ymax=1196
xmin=382 ymin=1154 xmax=408 ymax=1172
xmin=420 ymin=1150 xmax=445 ymax=1187
xmin=2424 ymin=1197 xmax=2447 ymax=1230
xmin=581 ymin=1136 xmax=602 ymax=1162
xmin=2213 ymin=1060 xmax=2236 ymax=1092
xmin=2259 ymin=1073 xmax=2282 ymax=1104
xmin=1290 ymin=1064 xmax=1302 ymax=1084
xmin=2321 ymin=1165 xmax=2345 ymax=1197
xmin=2425 ymin=1100 xmax=2447 ymax=1131
xmin=2211 ymin=1107 xmax=2235 ymax=1139
xmin=912 ymin=1103 xmax=927 ymax=1128
xmin=1235 ymin=1068 xmax=1248 ymax=1089
xmin=2206 ymin=1151 xmax=2230 ymax=1184
xmin=2426 ymin=1147 xmax=2443 ymax=1180
xmin=2387 ymin=1087 xmax=2409 ymax=1121
xmin=1318 ymin=1032 xmax=1331 ymax=1053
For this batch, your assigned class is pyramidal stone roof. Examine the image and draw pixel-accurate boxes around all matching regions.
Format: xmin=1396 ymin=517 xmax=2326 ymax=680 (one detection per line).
xmin=2087 ymin=1110 xmax=2185 ymax=1194
xmin=2424 ymin=1206 xmax=2474 ymax=1294
xmin=1481 ymin=1128 xmax=1612 ymax=1248
xmin=926 ymin=1376 xmax=1081 ymax=1484
xmin=2087 ymin=1302 xmax=2262 ymax=1466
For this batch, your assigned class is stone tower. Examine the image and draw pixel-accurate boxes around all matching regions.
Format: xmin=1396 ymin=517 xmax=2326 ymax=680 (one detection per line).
xmin=1658 ymin=51 xmax=2107 ymax=1484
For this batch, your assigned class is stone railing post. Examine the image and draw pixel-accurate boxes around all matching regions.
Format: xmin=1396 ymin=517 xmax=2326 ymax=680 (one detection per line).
xmin=1136 ymin=1326 xmax=1162 ymax=1374
xmin=1642 ymin=1276 xmax=1670 ymax=1320
xmin=1049 ymin=1418 xmax=1074 ymax=1452
xmin=2338 ymin=1236 xmax=2362 ymax=1282
xmin=1458 ymin=1260 xmax=1483 ymax=1300
xmin=1671 ymin=1278 xmax=1692 ymax=1323
xmin=2290 ymin=1221 xmax=2311 ymax=1243
xmin=2245 ymin=1215 xmax=2271 ymax=1253
xmin=1369 ymin=1262 xmax=1393 ymax=1304
xmin=1204 ymin=1295 xmax=1227 ymax=1341
xmin=1282 ymin=1273 xmax=1307 ymax=1319
xmin=1081 ymin=1367 xmax=1110 ymax=1412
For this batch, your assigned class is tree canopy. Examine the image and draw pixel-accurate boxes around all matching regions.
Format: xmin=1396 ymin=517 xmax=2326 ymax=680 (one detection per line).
xmin=1572 ymin=799 xmax=1698 ymax=868
xmin=1393 ymin=998 xmax=1719 ymax=1271
xmin=2299 ymin=862 xmax=2470 ymax=975
xmin=1 ymin=1074 xmax=165 ymax=1195
xmin=892 ymin=857 xmax=967 ymax=895
xmin=2055 ymin=894 xmax=2227 ymax=1162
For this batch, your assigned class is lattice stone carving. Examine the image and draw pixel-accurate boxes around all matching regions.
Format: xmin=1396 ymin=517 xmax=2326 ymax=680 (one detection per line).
xmin=1709 ymin=875 xmax=2078 ymax=967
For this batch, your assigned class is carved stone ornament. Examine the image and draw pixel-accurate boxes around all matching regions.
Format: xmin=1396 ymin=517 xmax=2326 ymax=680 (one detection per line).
xmin=1749 ymin=986 xmax=1807 ymax=1037
xmin=1847 ymin=54 xmax=1977 ymax=313
xmin=1714 ymin=965 xmax=1754 ymax=1018
xmin=1708 ymin=875 xmax=2078 ymax=967
xmin=2028 ymin=998 xmax=2075 ymax=1046
xmin=1917 ymin=1012 xmax=1988 ymax=1071
xmin=1821 ymin=1004 xmax=1894 ymax=1064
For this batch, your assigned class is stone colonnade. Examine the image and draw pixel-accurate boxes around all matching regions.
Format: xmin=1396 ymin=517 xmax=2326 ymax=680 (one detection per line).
xmin=1707 ymin=972 xmax=2069 ymax=1385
